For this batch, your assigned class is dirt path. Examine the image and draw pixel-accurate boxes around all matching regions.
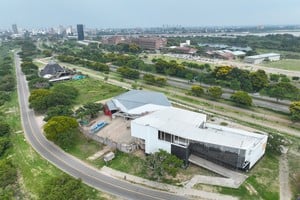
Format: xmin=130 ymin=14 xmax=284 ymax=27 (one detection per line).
xmin=279 ymin=154 xmax=292 ymax=200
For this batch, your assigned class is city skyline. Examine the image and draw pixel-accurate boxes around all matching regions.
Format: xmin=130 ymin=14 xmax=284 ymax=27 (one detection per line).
xmin=1 ymin=0 xmax=300 ymax=29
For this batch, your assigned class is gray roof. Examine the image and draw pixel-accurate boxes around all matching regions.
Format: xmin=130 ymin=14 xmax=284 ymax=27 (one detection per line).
xmin=40 ymin=62 xmax=64 ymax=76
xmin=108 ymin=90 xmax=171 ymax=111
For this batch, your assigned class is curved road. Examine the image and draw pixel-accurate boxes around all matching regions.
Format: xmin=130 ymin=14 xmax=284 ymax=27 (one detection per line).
xmin=14 ymin=52 xmax=187 ymax=200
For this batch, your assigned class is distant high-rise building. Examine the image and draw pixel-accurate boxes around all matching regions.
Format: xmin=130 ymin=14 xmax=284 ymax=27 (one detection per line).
xmin=77 ymin=24 xmax=84 ymax=40
xmin=66 ymin=26 xmax=73 ymax=35
xmin=12 ymin=24 xmax=18 ymax=34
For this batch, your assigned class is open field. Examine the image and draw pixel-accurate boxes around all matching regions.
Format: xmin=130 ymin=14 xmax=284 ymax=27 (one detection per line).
xmin=55 ymin=78 xmax=126 ymax=105
xmin=262 ymin=59 xmax=300 ymax=71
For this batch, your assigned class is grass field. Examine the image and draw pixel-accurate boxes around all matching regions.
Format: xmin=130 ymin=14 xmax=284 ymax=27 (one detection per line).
xmin=55 ymin=78 xmax=126 ymax=105
xmin=262 ymin=59 xmax=300 ymax=71
xmin=65 ymin=132 xmax=104 ymax=160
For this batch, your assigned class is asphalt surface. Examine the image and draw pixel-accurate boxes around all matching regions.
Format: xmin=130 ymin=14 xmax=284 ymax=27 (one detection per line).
xmin=14 ymin=52 xmax=187 ymax=200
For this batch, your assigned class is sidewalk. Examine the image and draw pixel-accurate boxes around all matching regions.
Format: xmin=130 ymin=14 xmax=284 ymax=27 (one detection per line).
xmin=101 ymin=166 xmax=238 ymax=200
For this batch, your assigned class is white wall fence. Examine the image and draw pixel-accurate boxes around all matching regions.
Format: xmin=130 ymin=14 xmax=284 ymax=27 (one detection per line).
xmin=81 ymin=128 xmax=137 ymax=153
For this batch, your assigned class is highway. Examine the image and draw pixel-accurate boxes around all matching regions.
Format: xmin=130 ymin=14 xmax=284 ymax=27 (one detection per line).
xmin=109 ymin=64 xmax=290 ymax=113
xmin=14 ymin=52 xmax=187 ymax=200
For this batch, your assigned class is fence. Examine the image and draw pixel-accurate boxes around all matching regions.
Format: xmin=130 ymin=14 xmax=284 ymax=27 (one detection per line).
xmin=81 ymin=128 xmax=137 ymax=153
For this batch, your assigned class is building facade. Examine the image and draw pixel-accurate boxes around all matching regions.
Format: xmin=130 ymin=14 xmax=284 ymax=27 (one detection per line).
xmin=77 ymin=24 xmax=84 ymax=41
xmin=131 ymin=37 xmax=167 ymax=50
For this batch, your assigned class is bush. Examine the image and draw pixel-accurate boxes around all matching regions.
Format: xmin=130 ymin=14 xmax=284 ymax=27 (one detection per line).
xmin=231 ymin=91 xmax=252 ymax=107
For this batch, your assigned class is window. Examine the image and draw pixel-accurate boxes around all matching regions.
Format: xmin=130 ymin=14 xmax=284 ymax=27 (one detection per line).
xmin=158 ymin=130 xmax=173 ymax=143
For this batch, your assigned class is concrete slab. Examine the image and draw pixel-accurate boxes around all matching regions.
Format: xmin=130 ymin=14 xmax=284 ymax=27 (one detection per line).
xmin=188 ymin=154 xmax=248 ymax=188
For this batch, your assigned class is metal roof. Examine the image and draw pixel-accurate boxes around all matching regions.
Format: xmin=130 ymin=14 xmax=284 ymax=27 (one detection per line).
xmin=132 ymin=107 xmax=267 ymax=150
xmin=108 ymin=90 xmax=171 ymax=113
xmin=40 ymin=62 xmax=64 ymax=76
xmin=245 ymin=53 xmax=280 ymax=59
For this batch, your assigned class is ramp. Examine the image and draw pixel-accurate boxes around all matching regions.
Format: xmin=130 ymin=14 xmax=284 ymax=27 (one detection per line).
xmin=189 ymin=154 xmax=247 ymax=187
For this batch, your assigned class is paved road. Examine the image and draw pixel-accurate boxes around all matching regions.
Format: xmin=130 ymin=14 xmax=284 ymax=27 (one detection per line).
xmin=109 ymin=64 xmax=290 ymax=113
xmin=14 ymin=52 xmax=188 ymax=200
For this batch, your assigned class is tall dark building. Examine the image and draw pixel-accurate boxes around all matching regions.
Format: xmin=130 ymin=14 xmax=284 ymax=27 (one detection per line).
xmin=12 ymin=24 xmax=18 ymax=34
xmin=77 ymin=24 xmax=84 ymax=40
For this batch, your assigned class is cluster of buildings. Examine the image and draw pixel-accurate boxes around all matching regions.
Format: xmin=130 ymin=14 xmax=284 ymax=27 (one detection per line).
xmin=102 ymin=90 xmax=268 ymax=171
xmin=199 ymin=43 xmax=280 ymax=63
xmin=102 ymin=36 xmax=167 ymax=50
xmin=206 ymin=49 xmax=246 ymax=60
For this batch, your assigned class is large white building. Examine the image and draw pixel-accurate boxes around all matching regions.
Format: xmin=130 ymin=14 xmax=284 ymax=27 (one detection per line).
xmin=131 ymin=107 xmax=268 ymax=170
xmin=244 ymin=53 xmax=280 ymax=64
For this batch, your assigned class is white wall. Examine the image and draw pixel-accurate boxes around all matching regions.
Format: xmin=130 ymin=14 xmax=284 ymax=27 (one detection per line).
xmin=131 ymin=122 xmax=171 ymax=154
xmin=245 ymin=136 xmax=268 ymax=169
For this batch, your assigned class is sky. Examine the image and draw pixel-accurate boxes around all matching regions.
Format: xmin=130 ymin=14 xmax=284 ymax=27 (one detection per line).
xmin=1 ymin=0 xmax=300 ymax=29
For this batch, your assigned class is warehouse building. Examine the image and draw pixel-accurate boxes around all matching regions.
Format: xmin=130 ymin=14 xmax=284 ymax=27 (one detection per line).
xmin=131 ymin=107 xmax=268 ymax=170
xmin=104 ymin=90 xmax=171 ymax=118
xmin=244 ymin=53 xmax=280 ymax=64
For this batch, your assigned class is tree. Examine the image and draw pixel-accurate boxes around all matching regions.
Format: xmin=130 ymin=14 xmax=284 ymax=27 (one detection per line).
xmin=0 ymin=121 xmax=10 ymax=137
xmin=229 ymin=79 xmax=241 ymax=91
xmin=269 ymin=74 xmax=280 ymax=82
xmin=0 ymin=160 xmax=17 ymax=188
xmin=146 ymin=149 xmax=183 ymax=181
xmin=117 ymin=67 xmax=140 ymax=79
xmin=0 ymin=137 xmax=10 ymax=157
xmin=266 ymin=134 xmax=285 ymax=155
xmin=289 ymin=101 xmax=300 ymax=122
xmin=250 ymin=70 xmax=268 ymax=92
xmin=44 ymin=116 xmax=78 ymax=147
xmin=44 ymin=106 xmax=74 ymax=121
xmin=231 ymin=91 xmax=252 ymax=107
xmin=75 ymin=103 xmax=103 ymax=120
xmin=207 ymin=86 xmax=222 ymax=99
xmin=39 ymin=174 xmax=89 ymax=200
xmin=264 ymin=82 xmax=300 ymax=101
xmin=29 ymin=89 xmax=52 ymax=112
xmin=191 ymin=85 xmax=204 ymax=97
xmin=213 ymin=66 xmax=233 ymax=79
xmin=29 ymin=78 xmax=51 ymax=89
xmin=52 ymin=84 xmax=79 ymax=100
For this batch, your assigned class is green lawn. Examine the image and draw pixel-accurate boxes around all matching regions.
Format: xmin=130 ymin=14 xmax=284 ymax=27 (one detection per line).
xmin=55 ymin=78 xmax=126 ymax=105
xmin=262 ymin=59 xmax=300 ymax=71
xmin=194 ymin=153 xmax=280 ymax=200
xmin=65 ymin=132 xmax=103 ymax=160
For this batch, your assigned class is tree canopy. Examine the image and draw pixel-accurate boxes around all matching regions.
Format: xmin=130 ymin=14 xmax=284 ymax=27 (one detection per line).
xmin=146 ymin=149 xmax=183 ymax=181
xmin=75 ymin=103 xmax=103 ymax=120
xmin=44 ymin=116 xmax=78 ymax=147
xmin=289 ymin=101 xmax=300 ymax=122
xmin=39 ymin=174 xmax=89 ymax=200
xmin=231 ymin=91 xmax=252 ymax=107
xmin=207 ymin=86 xmax=222 ymax=99
xmin=190 ymin=85 xmax=204 ymax=97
